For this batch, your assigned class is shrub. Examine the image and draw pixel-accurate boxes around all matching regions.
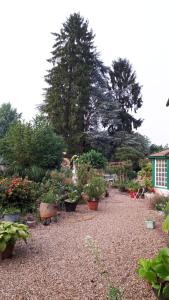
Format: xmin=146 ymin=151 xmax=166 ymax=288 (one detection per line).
xmin=78 ymin=150 xmax=107 ymax=169
xmin=0 ymin=177 xmax=39 ymax=213
xmin=153 ymin=196 xmax=169 ymax=211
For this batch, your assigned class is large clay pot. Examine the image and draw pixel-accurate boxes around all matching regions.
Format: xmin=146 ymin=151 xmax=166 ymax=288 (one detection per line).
xmin=87 ymin=201 xmax=98 ymax=211
xmin=0 ymin=243 xmax=15 ymax=260
xmin=39 ymin=202 xmax=58 ymax=220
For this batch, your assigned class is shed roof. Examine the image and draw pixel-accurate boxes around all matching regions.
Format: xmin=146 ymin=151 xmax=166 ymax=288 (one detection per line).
xmin=149 ymin=149 xmax=169 ymax=158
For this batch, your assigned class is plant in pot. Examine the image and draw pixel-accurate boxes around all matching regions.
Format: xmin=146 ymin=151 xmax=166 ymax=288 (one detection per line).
xmin=0 ymin=221 xmax=30 ymax=260
xmin=3 ymin=207 xmax=21 ymax=222
xmin=138 ymin=248 xmax=169 ymax=299
xmin=64 ymin=189 xmax=80 ymax=212
xmin=39 ymin=189 xmax=59 ymax=221
xmin=84 ymin=176 xmax=106 ymax=211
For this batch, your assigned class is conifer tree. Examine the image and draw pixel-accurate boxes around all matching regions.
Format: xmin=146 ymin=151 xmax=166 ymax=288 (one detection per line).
xmin=41 ymin=13 xmax=107 ymax=153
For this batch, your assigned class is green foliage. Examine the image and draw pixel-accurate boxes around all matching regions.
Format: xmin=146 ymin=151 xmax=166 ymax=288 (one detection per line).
xmin=0 ymin=222 xmax=30 ymax=252
xmin=150 ymin=144 xmax=168 ymax=154
xmin=0 ymin=117 xmax=65 ymax=170
xmin=78 ymin=150 xmax=107 ymax=169
xmin=66 ymin=189 xmax=80 ymax=203
xmin=114 ymin=146 xmax=144 ymax=170
xmin=3 ymin=207 xmax=20 ymax=215
xmin=84 ymin=176 xmax=106 ymax=201
xmin=117 ymin=181 xmax=129 ymax=192
xmin=163 ymin=215 xmax=169 ymax=233
xmin=0 ymin=177 xmax=39 ymax=212
xmin=107 ymin=286 xmax=123 ymax=300
xmin=41 ymin=13 xmax=108 ymax=154
xmin=153 ymin=197 xmax=169 ymax=211
xmin=138 ymin=160 xmax=152 ymax=178
xmin=108 ymin=58 xmax=143 ymax=134
xmin=127 ymin=181 xmax=141 ymax=192
xmin=138 ymin=248 xmax=169 ymax=297
xmin=40 ymin=189 xmax=59 ymax=204
xmin=77 ymin=163 xmax=95 ymax=189
xmin=0 ymin=102 xmax=21 ymax=138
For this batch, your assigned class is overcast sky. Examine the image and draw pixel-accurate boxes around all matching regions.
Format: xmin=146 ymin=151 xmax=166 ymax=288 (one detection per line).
xmin=0 ymin=0 xmax=169 ymax=145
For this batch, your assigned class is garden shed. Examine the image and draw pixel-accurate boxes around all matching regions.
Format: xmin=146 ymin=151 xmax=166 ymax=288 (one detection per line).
xmin=149 ymin=149 xmax=169 ymax=195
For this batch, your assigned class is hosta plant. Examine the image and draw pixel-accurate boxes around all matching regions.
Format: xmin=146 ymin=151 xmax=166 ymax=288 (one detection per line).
xmin=138 ymin=248 xmax=169 ymax=298
xmin=0 ymin=221 xmax=30 ymax=252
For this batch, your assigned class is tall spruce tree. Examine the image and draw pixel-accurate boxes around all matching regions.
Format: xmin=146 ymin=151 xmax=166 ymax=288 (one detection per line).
xmin=41 ymin=13 xmax=107 ymax=154
xmin=103 ymin=58 xmax=143 ymax=135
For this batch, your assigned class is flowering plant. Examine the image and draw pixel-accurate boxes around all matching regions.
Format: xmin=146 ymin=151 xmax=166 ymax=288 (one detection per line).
xmin=0 ymin=177 xmax=38 ymax=212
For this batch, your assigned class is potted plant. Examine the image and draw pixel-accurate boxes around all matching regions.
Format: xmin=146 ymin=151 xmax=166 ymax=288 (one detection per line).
xmin=138 ymin=248 xmax=169 ymax=299
xmin=0 ymin=221 xmax=30 ymax=260
xmin=39 ymin=189 xmax=59 ymax=220
xmin=64 ymin=189 xmax=79 ymax=212
xmin=84 ymin=176 xmax=106 ymax=211
xmin=3 ymin=207 xmax=21 ymax=222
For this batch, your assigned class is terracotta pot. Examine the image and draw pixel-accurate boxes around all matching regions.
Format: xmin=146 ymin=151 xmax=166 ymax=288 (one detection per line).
xmin=39 ymin=202 xmax=58 ymax=220
xmin=0 ymin=243 xmax=15 ymax=260
xmin=87 ymin=201 xmax=98 ymax=211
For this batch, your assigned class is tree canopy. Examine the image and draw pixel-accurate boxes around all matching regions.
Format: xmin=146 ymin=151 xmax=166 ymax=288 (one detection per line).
xmin=0 ymin=102 xmax=21 ymax=138
xmin=40 ymin=13 xmax=108 ymax=154
xmin=0 ymin=116 xmax=65 ymax=169
xmin=101 ymin=58 xmax=143 ymax=135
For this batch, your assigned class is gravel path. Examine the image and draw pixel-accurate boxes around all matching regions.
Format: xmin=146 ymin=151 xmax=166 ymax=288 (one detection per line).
xmin=0 ymin=189 xmax=168 ymax=300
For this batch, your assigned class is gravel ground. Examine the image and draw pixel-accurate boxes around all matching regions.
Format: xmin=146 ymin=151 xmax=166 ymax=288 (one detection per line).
xmin=0 ymin=189 xmax=168 ymax=300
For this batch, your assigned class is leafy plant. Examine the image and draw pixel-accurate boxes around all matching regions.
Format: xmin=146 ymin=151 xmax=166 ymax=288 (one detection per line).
xmin=40 ymin=189 xmax=59 ymax=204
xmin=84 ymin=176 xmax=106 ymax=201
xmin=138 ymin=248 xmax=169 ymax=298
xmin=127 ymin=181 xmax=141 ymax=192
xmin=117 ymin=181 xmax=129 ymax=192
xmin=0 ymin=177 xmax=39 ymax=212
xmin=154 ymin=196 xmax=169 ymax=211
xmin=162 ymin=215 xmax=169 ymax=233
xmin=77 ymin=163 xmax=96 ymax=189
xmin=66 ymin=189 xmax=80 ymax=203
xmin=3 ymin=207 xmax=20 ymax=215
xmin=78 ymin=150 xmax=107 ymax=169
xmin=0 ymin=222 xmax=30 ymax=252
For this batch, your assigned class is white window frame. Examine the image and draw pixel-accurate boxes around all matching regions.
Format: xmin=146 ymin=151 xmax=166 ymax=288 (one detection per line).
xmin=155 ymin=159 xmax=167 ymax=189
